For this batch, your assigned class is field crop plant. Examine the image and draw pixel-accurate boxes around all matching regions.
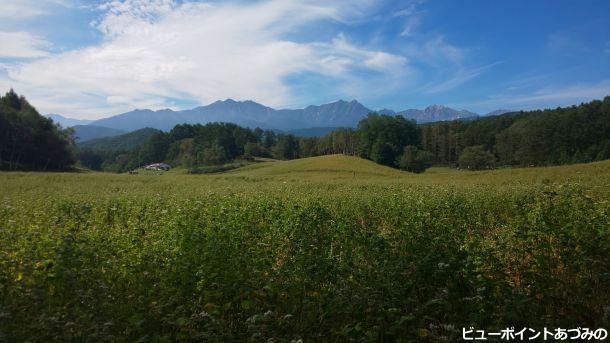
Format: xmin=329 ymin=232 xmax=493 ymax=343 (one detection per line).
xmin=0 ymin=156 xmax=609 ymax=341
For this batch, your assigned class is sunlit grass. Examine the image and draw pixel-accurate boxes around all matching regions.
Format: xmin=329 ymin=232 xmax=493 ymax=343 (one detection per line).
xmin=0 ymin=155 xmax=608 ymax=340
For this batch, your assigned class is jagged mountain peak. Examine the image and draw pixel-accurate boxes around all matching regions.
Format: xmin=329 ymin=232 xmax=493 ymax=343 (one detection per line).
xmin=425 ymin=104 xmax=448 ymax=111
xmin=75 ymin=99 xmax=499 ymax=132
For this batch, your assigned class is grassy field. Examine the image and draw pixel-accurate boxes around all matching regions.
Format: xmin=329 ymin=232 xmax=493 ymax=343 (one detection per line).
xmin=1 ymin=155 xmax=609 ymax=341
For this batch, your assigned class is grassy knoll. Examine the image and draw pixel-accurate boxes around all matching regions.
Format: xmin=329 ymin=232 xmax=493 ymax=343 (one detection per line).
xmin=0 ymin=155 xmax=609 ymax=341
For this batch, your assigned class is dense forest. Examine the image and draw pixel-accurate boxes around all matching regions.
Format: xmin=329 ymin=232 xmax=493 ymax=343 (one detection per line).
xmin=421 ymin=97 xmax=610 ymax=167
xmin=2 ymin=89 xmax=609 ymax=173
xmin=0 ymin=90 xmax=75 ymax=171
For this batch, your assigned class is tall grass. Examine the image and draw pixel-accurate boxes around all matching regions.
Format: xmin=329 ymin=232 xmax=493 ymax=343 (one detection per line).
xmin=1 ymin=156 xmax=609 ymax=341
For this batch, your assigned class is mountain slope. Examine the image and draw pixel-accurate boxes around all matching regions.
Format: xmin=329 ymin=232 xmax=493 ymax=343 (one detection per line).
xmin=276 ymin=100 xmax=371 ymax=128
xmin=77 ymin=128 xmax=160 ymax=152
xmin=72 ymin=125 xmax=126 ymax=142
xmin=81 ymin=99 xmax=506 ymax=132
xmin=398 ymin=105 xmax=478 ymax=123
xmin=47 ymin=114 xmax=92 ymax=127
xmin=89 ymin=99 xmax=368 ymax=131
xmin=90 ymin=109 xmax=180 ymax=132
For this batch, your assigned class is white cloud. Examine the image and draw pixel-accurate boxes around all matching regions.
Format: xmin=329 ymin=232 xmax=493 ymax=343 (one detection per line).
xmin=394 ymin=0 xmax=427 ymax=17
xmin=315 ymin=34 xmax=408 ymax=74
xmin=422 ymin=62 xmax=501 ymax=94
xmin=547 ymin=33 xmax=590 ymax=55
xmin=2 ymin=0 xmax=410 ymax=118
xmin=0 ymin=31 xmax=51 ymax=58
xmin=0 ymin=0 xmax=70 ymax=19
xmin=393 ymin=0 xmax=489 ymax=95
xmin=400 ymin=15 xmax=420 ymax=37
xmin=0 ymin=1 xmax=46 ymax=19
xmin=399 ymin=35 xmax=494 ymax=94
xmin=456 ymin=80 xmax=610 ymax=112
xmin=420 ymin=35 xmax=464 ymax=64
xmin=488 ymin=81 xmax=610 ymax=106
xmin=394 ymin=1 xmax=424 ymax=37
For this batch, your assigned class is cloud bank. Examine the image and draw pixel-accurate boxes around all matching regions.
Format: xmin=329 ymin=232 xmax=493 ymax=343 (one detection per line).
xmin=1 ymin=0 xmax=410 ymax=118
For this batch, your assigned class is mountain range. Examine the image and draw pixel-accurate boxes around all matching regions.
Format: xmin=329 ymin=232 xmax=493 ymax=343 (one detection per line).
xmin=377 ymin=104 xmax=479 ymax=123
xmin=47 ymin=114 xmax=92 ymax=127
xmin=50 ymin=99 xmax=512 ymax=140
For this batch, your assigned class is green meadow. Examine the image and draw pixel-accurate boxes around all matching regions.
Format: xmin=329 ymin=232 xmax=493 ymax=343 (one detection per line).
xmin=1 ymin=155 xmax=609 ymax=341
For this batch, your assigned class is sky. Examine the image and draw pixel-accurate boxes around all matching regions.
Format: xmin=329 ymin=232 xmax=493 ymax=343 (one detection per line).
xmin=0 ymin=0 xmax=609 ymax=119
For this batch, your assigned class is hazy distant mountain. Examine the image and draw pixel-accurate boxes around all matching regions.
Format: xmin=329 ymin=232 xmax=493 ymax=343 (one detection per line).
xmin=89 ymin=99 xmax=369 ymax=131
xmin=397 ymin=105 xmax=478 ymax=123
xmin=72 ymin=125 xmax=126 ymax=142
xmin=280 ymin=100 xmax=371 ymax=128
xmin=47 ymin=114 xmax=92 ymax=127
xmin=66 ymin=99 xmax=506 ymax=132
xmin=377 ymin=109 xmax=396 ymax=115
xmin=485 ymin=109 xmax=513 ymax=116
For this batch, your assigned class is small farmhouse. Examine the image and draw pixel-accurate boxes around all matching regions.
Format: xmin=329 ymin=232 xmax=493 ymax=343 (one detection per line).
xmin=144 ymin=163 xmax=171 ymax=171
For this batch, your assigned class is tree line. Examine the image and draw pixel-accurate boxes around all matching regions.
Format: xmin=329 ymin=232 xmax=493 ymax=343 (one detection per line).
xmin=2 ymin=89 xmax=609 ymax=173
xmin=76 ymin=114 xmax=432 ymax=173
xmin=421 ymin=97 xmax=610 ymax=167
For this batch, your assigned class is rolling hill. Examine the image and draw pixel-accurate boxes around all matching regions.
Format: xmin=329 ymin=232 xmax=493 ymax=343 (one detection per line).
xmin=72 ymin=125 xmax=126 ymax=142
xmin=76 ymin=128 xmax=160 ymax=152
xmin=225 ymin=154 xmax=610 ymax=185
xmin=229 ymin=154 xmax=405 ymax=179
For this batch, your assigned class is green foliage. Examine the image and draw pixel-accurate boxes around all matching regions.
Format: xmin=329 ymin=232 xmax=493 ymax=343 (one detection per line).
xmin=244 ymin=142 xmax=270 ymax=158
xmin=357 ymin=113 xmax=419 ymax=167
xmin=76 ymin=127 xmax=160 ymax=152
xmin=458 ymin=145 xmax=496 ymax=170
xmin=73 ymin=96 xmax=610 ymax=173
xmin=188 ymin=161 xmax=250 ymax=174
xmin=272 ymin=134 xmax=299 ymax=160
xmin=397 ymin=145 xmax=433 ymax=173
xmin=139 ymin=131 xmax=171 ymax=164
xmin=200 ymin=143 xmax=229 ymax=165
xmin=0 ymin=158 xmax=609 ymax=341
xmin=0 ymin=89 xmax=75 ymax=170
xmin=370 ymin=140 xmax=396 ymax=166
xmin=422 ymin=96 xmax=610 ymax=167
xmin=76 ymin=149 xmax=104 ymax=170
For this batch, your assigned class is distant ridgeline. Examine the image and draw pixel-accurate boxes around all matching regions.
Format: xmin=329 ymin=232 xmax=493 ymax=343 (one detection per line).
xmin=0 ymin=90 xmax=75 ymax=171
xmin=1 ymin=89 xmax=609 ymax=172
xmin=76 ymin=96 xmax=610 ymax=173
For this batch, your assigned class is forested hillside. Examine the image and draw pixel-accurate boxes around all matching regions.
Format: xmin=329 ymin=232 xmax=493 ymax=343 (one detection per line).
xmin=75 ymin=96 xmax=610 ymax=173
xmin=77 ymin=128 xmax=160 ymax=152
xmin=0 ymin=90 xmax=75 ymax=171
xmin=72 ymin=125 xmax=126 ymax=142
xmin=421 ymin=97 xmax=610 ymax=166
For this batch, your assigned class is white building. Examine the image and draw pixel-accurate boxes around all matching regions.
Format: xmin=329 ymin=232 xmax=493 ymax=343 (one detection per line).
xmin=144 ymin=163 xmax=171 ymax=171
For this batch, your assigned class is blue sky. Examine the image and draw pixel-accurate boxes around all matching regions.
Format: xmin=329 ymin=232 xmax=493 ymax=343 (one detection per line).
xmin=0 ymin=0 xmax=609 ymax=119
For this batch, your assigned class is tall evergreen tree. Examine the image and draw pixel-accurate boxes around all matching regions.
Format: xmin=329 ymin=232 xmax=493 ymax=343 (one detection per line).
xmin=0 ymin=90 xmax=75 ymax=170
